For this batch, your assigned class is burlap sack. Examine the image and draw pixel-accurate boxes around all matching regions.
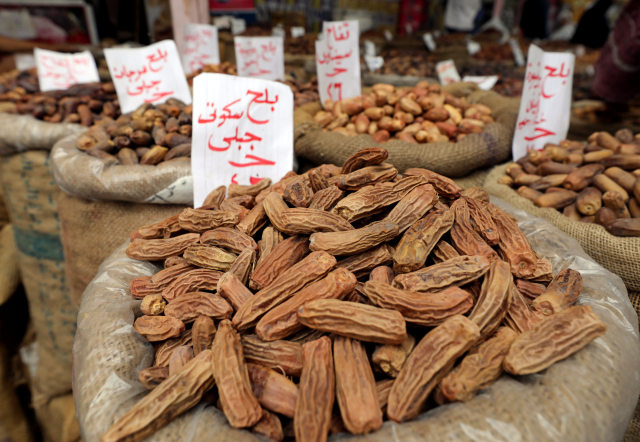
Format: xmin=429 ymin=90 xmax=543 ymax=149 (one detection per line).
xmin=0 ymin=151 xmax=72 ymax=405
xmin=34 ymin=393 xmax=81 ymax=442
xmin=50 ymin=134 xmax=192 ymax=204
xmin=73 ymin=199 xmax=640 ymax=442
xmin=294 ymin=83 xmax=519 ymax=177
xmin=0 ymin=114 xmax=83 ymax=155
xmin=0 ymin=343 xmax=32 ymax=442
xmin=0 ymin=224 xmax=20 ymax=306
xmin=56 ymin=192 xmax=187 ymax=308
xmin=485 ymin=164 xmax=640 ymax=292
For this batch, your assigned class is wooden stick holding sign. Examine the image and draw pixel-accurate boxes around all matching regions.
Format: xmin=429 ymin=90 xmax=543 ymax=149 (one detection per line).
xmin=34 ymin=48 xmax=99 ymax=92
xmin=104 ymin=40 xmax=191 ymax=114
xmin=190 ymin=73 xmax=293 ymax=207
xmin=316 ymin=20 xmax=361 ymax=106
xmin=512 ymin=44 xmax=574 ymax=160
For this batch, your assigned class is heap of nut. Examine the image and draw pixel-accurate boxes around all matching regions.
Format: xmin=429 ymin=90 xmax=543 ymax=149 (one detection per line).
xmin=500 ymin=129 xmax=640 ymax=237
xmin=313 ymin=83 xmax=495 ymax=143
xmin=0 ymin=68 xmax=120 ymax=126
xmin=75 ymin=99 xmax=191 ymax=165
xmin=102 ymin=147 xmax=606 ymax=441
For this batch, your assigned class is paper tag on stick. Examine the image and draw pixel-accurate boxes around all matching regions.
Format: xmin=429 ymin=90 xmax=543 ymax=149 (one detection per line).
xmin=235 ymin=36 xmax=285 ymax=81
xmin=105 ymin=40 xmax=191 ymax=114
xmin=316 ymin=20 xmax=361 ymax=106
xmin=34 ymin=48 xmax=99 ymax=92
xmin=512 ymin=44 xmax=574 ymax=159
xmin=182 ymin=23 xmax=220 ymax=74
xmin=436 ymin=59 xmax=460 ymax=85
xmin=191 ymin=73 xmax=294 ymax=207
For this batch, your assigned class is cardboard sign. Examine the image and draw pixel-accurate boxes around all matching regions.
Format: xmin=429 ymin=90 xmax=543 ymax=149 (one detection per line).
xmin=34 ymin=48 xmax=99 ymax=92
xmin=232 ymin=18 xmax=246 ymax=35
xmin=512 ymin=44 xmax=575 ymax=159
xmin=191 ymin=73 xmax=293 ymax=207
xmin=467 ymin=40 xmax=481 ymax=55
xmin=235 ymin=36 xmax=285 ymax=81
xmin=316 ymin=20 xmax=361 ymax=106
xmin=510 ymin=38 xmax=525 ymax=67
xmin=462 ymin=75 xmax=498 ymax=90
xmin=182 ymin=23 xmax=220 ymax=74
xmin=105 ymin=40 xmax=192 ymax=114
xmin=436 ymin=59 xmax=461 ymax=85
xmin=291 ymin=26 xmax=305 ymax=38
xmin=364 ymin=55 xmax=384 ymax=71
xmin=423 ymin=33 xmax=436 ymax=51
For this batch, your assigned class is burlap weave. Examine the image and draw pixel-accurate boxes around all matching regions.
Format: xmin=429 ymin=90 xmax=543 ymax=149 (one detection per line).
xmin=0 ymin=224 xmax=19 ymax=306
xmin=73 ymin=199 xmax=640 ymax=442
xmin=0 ymin=114 xmax=83 ymax=155
xmin=485 ymin=163 xmax=640 ymax=292
xmin=56 ymin=191 xmax=187 ymax=309
xmin=294 ymin=83 xmax=519 ymax=176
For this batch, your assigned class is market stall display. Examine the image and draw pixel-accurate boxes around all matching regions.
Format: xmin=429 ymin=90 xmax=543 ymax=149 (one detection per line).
xmin=486 ymin=129 xmax=640 ymax=292
xmin=295 ymin=82 xmax=518 ymax=177
xmin=73 ymin=148 xmax=639 ymax=442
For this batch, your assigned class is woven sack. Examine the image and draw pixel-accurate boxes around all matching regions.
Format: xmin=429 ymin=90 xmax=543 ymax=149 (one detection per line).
xmin=0 ymin=224 xmax=20 ymax=306
xmin=73 ymin=199 xmax=640 ymax=442
xmin=50 ymin=134 xmax=192 ymax=204
xmin=485 ymin=163 xmax=640 ymax=292
xmin=294 ymin=83 xmax=519 ymax=177
xmin=0 ymin=343 xmax=32 ymax=442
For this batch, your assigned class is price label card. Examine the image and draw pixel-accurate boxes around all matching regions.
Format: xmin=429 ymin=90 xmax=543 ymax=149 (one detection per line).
xmin=15 ymin=53 xmax=36 ymax=71
xmin=384 ymin=30 xmax=393 ymax=41
xmin=423 ymin=33 xmax=436 ymax=51
xmin=316 ymin=20 xmax=361 ymax=105
xmin=364 ymin=40 xmax=376 ymax=57
xmin=291 ymin=26 xmax=305 ymax=38
xmin=272 ymin=26 xmax=285 ymax=37
xmin=510 ymin=38 xmax=525 ymax=67
xmin=213 ymin=16 xmax=231 ymax=29
xmin=467 ymin=40 xmax=481 ymax=55
xmin=34 ymin=48 xmax=99 ymax=92
xmin=436 ymin=59 xmax=461 ymax=85
xmin=182 ymin=23 xmax=220 ymax=74
xmin=462 ymin=75 xmax=499 ymax=90
xmin=235 ymin=36 xmax=285 ymax=81
xmin=364 ymin=55 xmax=384 ymax=71
xmin=191 ymin=73 xmax=293 ymax=207
xmin=513 ymin=44 xmax=574 ymax=159
xmin=232 ymin=18 xmax=246 ymax=35
xmin=105 ymin=40 xmax=191 ymax=114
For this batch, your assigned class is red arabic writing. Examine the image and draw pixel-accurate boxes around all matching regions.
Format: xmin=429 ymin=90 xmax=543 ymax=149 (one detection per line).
xmin=236 ymin=39 xmax=278 ymax=77
xmin=197 ymin=88 xmax=280 ymax=183
xmin=317 ymin=22 xmax=357 ymax=103
xmin=113 ymin=47 xmax=174 ymax=103
xmin=39 ymin=54 xmax=95 ymax=89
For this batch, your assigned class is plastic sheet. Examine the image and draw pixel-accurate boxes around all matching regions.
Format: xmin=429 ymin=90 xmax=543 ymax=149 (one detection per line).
xmin=73 ymin=198 xmax=640 ymax=442
xmin=50 ymin=134 xmax=193 ymax=205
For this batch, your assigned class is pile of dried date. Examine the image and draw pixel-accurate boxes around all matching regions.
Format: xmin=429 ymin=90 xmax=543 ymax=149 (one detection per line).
xmin=313 ymin=82 xmax=495 ymax=143
xmin=500 ymin=129 xmax=640 ymax=236
xmin=0 ymin=68 xmax=120 ymax=126
xmin=103 ymin=147 xmax=606 ymax=441
xmin=75 ymin=99 xmax=191 ymax=165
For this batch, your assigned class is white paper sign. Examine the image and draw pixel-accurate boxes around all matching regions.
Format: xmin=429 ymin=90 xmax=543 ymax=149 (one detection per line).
xmin=512 ymin=44 xmax=575 ymax=159
xmin=423 ymin=33 xmax=436 ymax=51
xmin=510 ymin=38 xmax=525 ymax=67
xmin=182 ymin=23 xmax=220 ymax=74
xmin=364 ymin=40 xmax=376 ymax=57
xmin=291 ymin=26 xmax=305 ymax=38
xmin=316 ymin=20 xmax=361 ymax=106
xmin=384 ymin=30 xmax=393 ymax=41
xmin=213 ymin=16 xmax=231 ymax=29
xmin=235 ymin=36 xmax=285 ymax=81
xmin=191 ymin=73 xmax=293 ymax=207
xmin=272 ymin=26 xmax=285 ymax=38
xmin=364 ymin=55 xmax=384 ymax=71
xmin=436 ymin=59 xmax=461 ymax=85
xmin=467 ymin=40 xmax=481 ymax=55
xmin=105 ymin=40 xmax=192 ymax=114
xmin=15 ymin=53 xmax=36 ymax=71
xmin=231 ymin=18 xmax=246 ymax=35
xmin=462 ymin=75 xmax=499 ymax=90
xmin=34 ymin=49 xmax=99 ymax=92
